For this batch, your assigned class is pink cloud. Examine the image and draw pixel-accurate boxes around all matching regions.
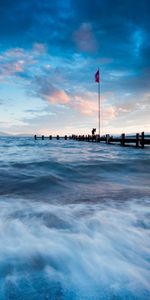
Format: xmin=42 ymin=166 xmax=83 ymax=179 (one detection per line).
xmin=34 ymin=75 xmax=70 ymax=105
xmin=72 ymin=92 xmax=117 ymax=121
xmin=73 ymin=96 xmax=98 ymax=116
xmin=102 ymin=106 xmax=117 ymax=121
xmin=0 ymin=44 xmax=47 ymax=81
xmin=0 ymin=59 xmax=28 ymax=81
xmin=47 ymin=90 xmax=70 ymax=105
xmin=15 ymin=60 xmax=25 ymax=72
xmin=73 ymin=23 xmax=97 ymax=52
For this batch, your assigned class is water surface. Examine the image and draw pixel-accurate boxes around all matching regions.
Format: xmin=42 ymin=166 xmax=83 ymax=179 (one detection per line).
xmin=0 ymin=137 xmax=149 ymax=299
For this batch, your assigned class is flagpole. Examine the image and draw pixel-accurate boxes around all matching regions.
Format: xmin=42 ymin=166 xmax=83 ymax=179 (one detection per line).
xmin=98 ymin=70 xmax=100 ymax=137
xmin=95 ymin=69 xmax=101 ymax=137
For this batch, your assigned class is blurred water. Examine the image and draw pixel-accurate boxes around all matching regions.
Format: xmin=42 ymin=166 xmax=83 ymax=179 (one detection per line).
xmin=0 ymin=137 xmax=150 ymax=300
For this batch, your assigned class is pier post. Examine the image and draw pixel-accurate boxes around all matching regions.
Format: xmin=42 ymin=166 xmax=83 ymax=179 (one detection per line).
xmin=106 ymin=134 xmax=110 ymax=144
xmin=57 ymin=135 xmax=59 ymax=140
xmin=121 ymin=133 xmax=125 ymax=146
xmin=106 ymin=134 xmax=108 ymax=144
xmin=42 ymin=135 xmax=44 ymax=140
xmin=34 ymin=135 xmax=37 ymax=140
xmin=49 ymin=135 xmax=52 ymax=140
xmin=141 ymin=132 xmax=145 ymax=148
xmin=97 ymin=136 xmax=100 ymax=143
xmin=136 ymin=133 xmax=139 ymax=147
xmin=65 ymin=135 xmax=67 ymax=140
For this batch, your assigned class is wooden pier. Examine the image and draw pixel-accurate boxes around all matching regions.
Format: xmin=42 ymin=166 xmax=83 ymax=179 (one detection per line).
xmin=71 ymin=132 xmax=149 ymax=148
xmin=34 ymin=135 xmax=69 ymax=140
xmin=34 ymin=132 xmax=150 ymax=148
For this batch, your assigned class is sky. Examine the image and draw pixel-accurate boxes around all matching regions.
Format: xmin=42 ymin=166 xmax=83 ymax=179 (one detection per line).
xmin=0 ymin=0 xmax=150 ymax=136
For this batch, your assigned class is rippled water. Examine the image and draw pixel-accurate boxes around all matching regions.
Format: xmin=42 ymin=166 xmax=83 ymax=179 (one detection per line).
xmin=0 ymin=137 xmax=150 ymax=300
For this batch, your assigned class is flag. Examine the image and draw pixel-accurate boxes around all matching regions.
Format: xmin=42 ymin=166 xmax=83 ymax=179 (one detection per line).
xmin=95 ymin=69 xmax=100 ymax=83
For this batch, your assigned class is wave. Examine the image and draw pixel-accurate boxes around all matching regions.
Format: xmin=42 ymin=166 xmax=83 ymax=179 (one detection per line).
xmin=0 ymin=157 xmax=149 ymax=200
xmin=0 ymin=137 xmax=149 ymax=299
xmin=0 ymin=197 xmax=150 ymax=299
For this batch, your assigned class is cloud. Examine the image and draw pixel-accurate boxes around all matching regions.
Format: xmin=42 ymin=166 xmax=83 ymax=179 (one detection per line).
xmin=72 ymin=96 xmax=97 ymax=116
xmin=0 ymin=1 xmax=150 ymax=93
xmin=71 ymin=92 xmax=117 ymax=125
xmin=103 ymin=106 xmax=117 ymax=120
xmin=72 ymin=94 xmax=97 ymax=116
xmin=113 ymin=90 xmax=150 ymax=113
xmin=47 ymin=90 xmax=70 ymax=105
xmin=0 ymin=0 xmax=150 ymax=135
xmin=5 ymin=48 xmax=26 ymax=58
xmin=0 ymin=0 xmax=149 ymax=64
xmin=0 ymin=44 xmax=47 ymax=81
xmin=33 ymin=76 xmax=70 ymax=105
xmin=32 ymin=43 xmax=47 ymax=54
xmin=73 ymin=22 xmax=97 ymax=52
xmin=5 ymin=43 xmax=47 ymax=58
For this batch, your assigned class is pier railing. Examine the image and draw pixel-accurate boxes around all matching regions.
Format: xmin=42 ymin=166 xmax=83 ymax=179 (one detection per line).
xmin=34 ymin=132 xmax=150 ymax=148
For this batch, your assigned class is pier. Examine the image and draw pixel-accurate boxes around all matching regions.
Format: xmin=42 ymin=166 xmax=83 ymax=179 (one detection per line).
xmin=34 ymin=132 xmax=150 ymax=148
xmin=71 ymin=132 xmax=150 ymax=148
xmin=34 ymin=135 xmax=69 ymax=140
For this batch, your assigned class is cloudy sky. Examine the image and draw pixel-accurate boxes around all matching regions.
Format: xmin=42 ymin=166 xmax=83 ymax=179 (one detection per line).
xmin=0 ymin=0 xmax=150 ymax=135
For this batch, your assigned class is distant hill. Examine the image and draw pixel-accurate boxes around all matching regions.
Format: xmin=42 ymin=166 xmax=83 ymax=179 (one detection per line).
xmin=0 ymin=131 xmax=10 ymax=136
xmin=15 ymin=133 xmax=33 ymax=137
xmin=0 ymin=132 xmax=33 ymax=137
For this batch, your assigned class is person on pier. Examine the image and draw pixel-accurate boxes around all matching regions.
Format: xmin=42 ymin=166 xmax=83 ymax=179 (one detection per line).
xmin=92 ymin=128 xmax=96 ymax=136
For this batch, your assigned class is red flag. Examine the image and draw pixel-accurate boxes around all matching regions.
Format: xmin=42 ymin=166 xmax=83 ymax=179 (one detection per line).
xmin=95 ymin=70 xmax=100 ymax=83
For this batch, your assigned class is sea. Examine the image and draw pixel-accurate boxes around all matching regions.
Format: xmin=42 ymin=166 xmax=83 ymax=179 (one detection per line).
xmin=0 ymin=137 xmax=149 ymax=300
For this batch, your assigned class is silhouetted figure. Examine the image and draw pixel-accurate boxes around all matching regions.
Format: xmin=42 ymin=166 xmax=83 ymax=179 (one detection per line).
xmin=92 ymin=128 xmax=96 ymax=136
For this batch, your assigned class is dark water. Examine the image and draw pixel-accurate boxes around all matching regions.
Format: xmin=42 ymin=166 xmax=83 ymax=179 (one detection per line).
xmin=0 ymin=137 xmax=150 ymax=300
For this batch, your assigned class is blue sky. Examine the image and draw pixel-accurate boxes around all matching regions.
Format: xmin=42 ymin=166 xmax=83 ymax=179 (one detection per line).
xmin=0 ymin=0 xmax=150 ymax=135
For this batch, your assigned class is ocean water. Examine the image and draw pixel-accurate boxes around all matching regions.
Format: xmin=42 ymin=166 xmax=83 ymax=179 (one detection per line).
xmin=0 ymin=137 xmax=150 ymax=300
